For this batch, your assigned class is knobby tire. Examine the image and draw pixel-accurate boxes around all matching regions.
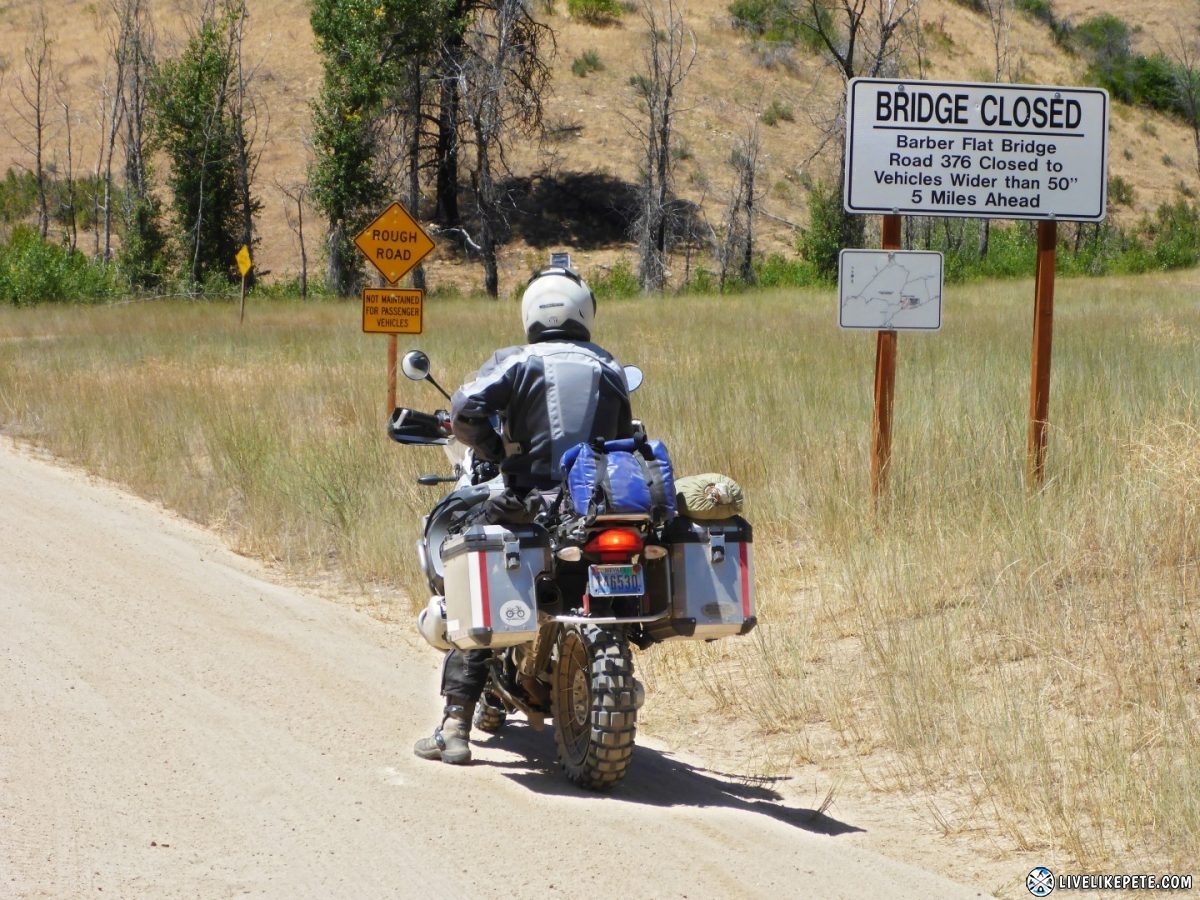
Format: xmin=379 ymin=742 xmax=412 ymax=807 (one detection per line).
xmin=551 ymin=625 xmax=638 ymax=790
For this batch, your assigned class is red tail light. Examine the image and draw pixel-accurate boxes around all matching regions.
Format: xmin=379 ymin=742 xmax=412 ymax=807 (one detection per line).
xmin=585 ymin=528 xmax=644 ymax=559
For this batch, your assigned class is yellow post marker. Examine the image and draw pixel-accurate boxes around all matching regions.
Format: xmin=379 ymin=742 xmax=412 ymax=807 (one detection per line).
xmin=236 ymin=245 xmax=252 ymax=324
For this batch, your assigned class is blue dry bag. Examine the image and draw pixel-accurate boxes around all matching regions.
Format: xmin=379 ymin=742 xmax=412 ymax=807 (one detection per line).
xmin=560 ymin=436 xmax=676 ymax=522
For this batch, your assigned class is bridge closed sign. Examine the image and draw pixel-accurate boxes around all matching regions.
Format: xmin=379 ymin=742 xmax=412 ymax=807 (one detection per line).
xmin=845 ymin=78 xmax=1109 ymax=221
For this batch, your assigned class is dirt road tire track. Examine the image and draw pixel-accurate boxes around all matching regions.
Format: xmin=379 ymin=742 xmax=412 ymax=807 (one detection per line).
xmin=0 ymin=439 xmax=988 ymax=899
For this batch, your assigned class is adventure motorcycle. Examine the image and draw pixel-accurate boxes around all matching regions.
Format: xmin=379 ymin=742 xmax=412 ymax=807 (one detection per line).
xmin=388 ymin=350 xmax=755 ymax=790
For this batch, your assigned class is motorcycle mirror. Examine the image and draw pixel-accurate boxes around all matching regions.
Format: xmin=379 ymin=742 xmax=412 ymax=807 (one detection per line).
xmin=624 ymin=365 xmax=644 ymax=392
xmin=400 ymin=349 xmax=452 ymax=401
xmin=401 ymin=350 xmax=431 ymax=382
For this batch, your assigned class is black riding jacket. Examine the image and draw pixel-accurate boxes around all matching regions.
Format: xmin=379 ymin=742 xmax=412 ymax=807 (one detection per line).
xmin=450 ymin=338 xmax=635 ymax=492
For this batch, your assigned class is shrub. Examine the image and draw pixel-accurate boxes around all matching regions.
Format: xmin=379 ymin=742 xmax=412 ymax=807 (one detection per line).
xmin=969 ymin=222 xmax=1039 ymax=279
xmin=1146 ymin=199 xmax=1200 ymax=270
xmin=1073 ymin=14 xmax=1194 ymax=121
xmin=749 ymin=41 xmax=799 ymax=72
xmin=729 ymin=0 xmax=788 ymax=38
xmin=1070 ymin=13 xmax=1131 ymax=63
xmin=589 ymin=259 xmax=640 ymax=298
xmin=753 ymin=252 xmax=819 ymax=287
xmin=796 ymin=179 xmax=852 ymax=282
xmin=729 ymin=0 xmax=832 ymax=49
xmin=567 ymin=0 xmax=623 ymax=24
xmin=0 ymin=226 xmax=118 ymax=305
xmin=1015 ymin=0 xmax=1066 ymax=41
xmin=682 ymin=266 xmax=722 ymax=294
xmin=0 ymin=168 xmax=39 ymax=224
xmin=1108 ymin=175 xmax=1136 ymax=208
xmin=249 ymin=274 xmax=334 ymax=300
xmin=571 ymin=49 xmax=605 ymax=77
xmin=761 ymin=99 xmax=795 ymax=126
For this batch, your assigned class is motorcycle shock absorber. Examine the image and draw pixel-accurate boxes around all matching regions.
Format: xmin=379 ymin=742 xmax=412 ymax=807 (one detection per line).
xmin=518 ymin=618 xmax=557 ymax=686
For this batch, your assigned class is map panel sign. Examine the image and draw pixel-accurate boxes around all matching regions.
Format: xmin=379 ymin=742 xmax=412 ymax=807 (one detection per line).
xmin=838 ymin=249 xmax=943 ymax=331
xmin=845 ymin=78 xmax=1109 ymax=221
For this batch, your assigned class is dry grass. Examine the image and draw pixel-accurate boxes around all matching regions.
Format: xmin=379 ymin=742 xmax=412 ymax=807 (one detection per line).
xmin=2 ymin=271 xmax=1197 ymax=873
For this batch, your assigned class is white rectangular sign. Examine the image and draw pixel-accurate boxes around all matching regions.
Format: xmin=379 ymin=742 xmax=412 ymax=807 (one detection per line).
xmin=845 ymin=78 xmax=1109 ymax=221
xmin=838 ymin=249 xmax=943 ymax=331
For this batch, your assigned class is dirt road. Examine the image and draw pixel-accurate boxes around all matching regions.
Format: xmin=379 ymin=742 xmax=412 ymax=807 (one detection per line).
xmin=0 ymin=440 xmax=990 ymax=899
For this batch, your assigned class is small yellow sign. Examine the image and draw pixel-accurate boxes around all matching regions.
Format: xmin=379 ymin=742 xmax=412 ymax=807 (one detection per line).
xmin=362 ymin=288 xmax=423 ymax=335
xmin=236 ymin=245 xmax=252 ymax=277
xmin=354 ymin=202 xmax=435 ymax=284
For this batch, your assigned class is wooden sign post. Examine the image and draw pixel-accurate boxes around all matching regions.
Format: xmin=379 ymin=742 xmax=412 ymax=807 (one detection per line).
xmin=1027 ymin=220 xmax=1057 ymax=487
xmin=870 ymin=215 xmax=902 ymax=501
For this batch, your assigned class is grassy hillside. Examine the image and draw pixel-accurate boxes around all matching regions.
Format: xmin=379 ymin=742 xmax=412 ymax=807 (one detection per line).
xmin=1 ymin=0 xmax=1198 ymax=290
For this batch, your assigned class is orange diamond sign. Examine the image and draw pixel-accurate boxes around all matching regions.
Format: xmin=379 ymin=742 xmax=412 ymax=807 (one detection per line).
xmin=354 ymin=202 xmax=435 ymax=283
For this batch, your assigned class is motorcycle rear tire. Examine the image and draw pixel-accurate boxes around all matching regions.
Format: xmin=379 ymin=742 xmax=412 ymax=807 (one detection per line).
xmin=551 ymin=625 xmax=638 ymax=790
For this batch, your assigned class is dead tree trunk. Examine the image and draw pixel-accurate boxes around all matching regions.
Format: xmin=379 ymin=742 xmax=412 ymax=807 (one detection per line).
xmin=629 ymin=0 xmax=695 ymax=293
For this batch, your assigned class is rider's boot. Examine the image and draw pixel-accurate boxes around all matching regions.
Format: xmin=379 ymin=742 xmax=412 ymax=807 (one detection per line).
xmin=413 ymin=696 xmax=475 ymax=764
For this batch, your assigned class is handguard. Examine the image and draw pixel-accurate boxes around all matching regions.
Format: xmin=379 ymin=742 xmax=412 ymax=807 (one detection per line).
xmin=387 ymin=408 xmax=450 ymax=445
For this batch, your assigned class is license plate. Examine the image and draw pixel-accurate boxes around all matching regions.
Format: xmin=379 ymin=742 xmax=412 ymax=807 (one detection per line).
xmin=587 ymin=564 xmax=644 ymax=598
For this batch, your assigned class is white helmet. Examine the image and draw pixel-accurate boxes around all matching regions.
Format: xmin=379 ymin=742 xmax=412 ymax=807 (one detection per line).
xmin=520 ymin=267 xmax=596 ymax=342
xmin=417 ymin=595 xmax=452 ymax=651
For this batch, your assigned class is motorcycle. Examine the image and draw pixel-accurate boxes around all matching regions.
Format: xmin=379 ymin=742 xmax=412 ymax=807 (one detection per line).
xmin=389 ymin=350 xmax=756 ymax=790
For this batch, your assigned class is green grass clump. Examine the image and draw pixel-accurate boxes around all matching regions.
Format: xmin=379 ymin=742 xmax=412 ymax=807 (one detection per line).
xmin=760 ymin=98 xmax=794 ymax=126
xmin=571 ymin=49 xmax=605 ymax=77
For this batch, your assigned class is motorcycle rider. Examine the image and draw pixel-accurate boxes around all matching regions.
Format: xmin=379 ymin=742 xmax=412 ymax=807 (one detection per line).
xmin=413 ymin=264 xmax=636 ymax=765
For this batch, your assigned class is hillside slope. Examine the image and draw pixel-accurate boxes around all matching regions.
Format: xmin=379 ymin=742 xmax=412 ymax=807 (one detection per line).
xmin=0 ymin=0 xmax=1196 ymax=289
